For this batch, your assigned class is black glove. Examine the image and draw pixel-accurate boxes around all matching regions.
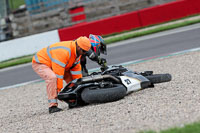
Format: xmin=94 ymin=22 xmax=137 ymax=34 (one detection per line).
xmin=100 ymin=65 xmax=109 ymax=72
xmin=98 ymin=58 xmax=108 ymax=71
xmin=98 ymin=57 xmax=107 ymax=66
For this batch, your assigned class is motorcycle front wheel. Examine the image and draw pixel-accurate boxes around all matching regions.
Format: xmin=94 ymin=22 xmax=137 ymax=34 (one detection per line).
xmin=145 ymin=73 xmax=172 ymax=84
xmin=81 ymin=84 xmax=126 ymax=104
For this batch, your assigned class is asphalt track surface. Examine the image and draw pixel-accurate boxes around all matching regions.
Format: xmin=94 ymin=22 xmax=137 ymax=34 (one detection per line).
xmin=1 ymin=23 xmax=200 ymax=89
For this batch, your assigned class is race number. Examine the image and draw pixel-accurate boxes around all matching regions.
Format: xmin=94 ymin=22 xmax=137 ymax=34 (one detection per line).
xmin=124 ymin=79 xmax=131 ymax=85
xmin=120 ymin=76 xmax=141 ymax=93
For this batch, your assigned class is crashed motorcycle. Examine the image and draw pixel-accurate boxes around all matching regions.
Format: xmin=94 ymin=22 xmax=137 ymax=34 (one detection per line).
xmin=58 ymin=65 xmax=172 ymax=108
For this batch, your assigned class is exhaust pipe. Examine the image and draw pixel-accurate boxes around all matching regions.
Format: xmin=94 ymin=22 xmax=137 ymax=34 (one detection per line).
xmin=81 ymin=74 xmax=120 ymax=83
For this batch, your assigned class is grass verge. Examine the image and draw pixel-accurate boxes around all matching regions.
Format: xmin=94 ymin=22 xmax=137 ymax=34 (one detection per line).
xmin=0 ymin=55 xmax=33 ymax=69
xmin=140 ymin=121 xmax=200 ymax=133
xmin=1 ymin=17 xmax=200 ymax=69
xmin=9 ymin=0 xmax=25 ymax=10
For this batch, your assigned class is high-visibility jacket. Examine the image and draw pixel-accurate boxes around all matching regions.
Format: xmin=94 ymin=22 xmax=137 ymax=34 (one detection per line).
xmin=32 ymin=41 xmax=82 ymax=91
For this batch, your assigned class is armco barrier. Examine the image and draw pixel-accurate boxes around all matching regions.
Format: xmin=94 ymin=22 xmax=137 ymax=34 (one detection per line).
xmin=58 ymin=0 xmax=200 ymax=41
xmin=58 ymin=11 xmax=141 ymax=41
xmin=138 ymin=0 xmax=193 ymax=27
xmin=185 ymin=0 xmax=200 ymax=15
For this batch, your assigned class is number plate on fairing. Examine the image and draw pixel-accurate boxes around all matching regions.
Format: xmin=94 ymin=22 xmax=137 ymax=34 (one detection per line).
xmin=120 ymin=76 xmax=142 ymax=94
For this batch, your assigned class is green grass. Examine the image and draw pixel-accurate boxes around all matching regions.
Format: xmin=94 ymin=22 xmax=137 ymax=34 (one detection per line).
xmin=0 ymin=55 xmax=33 ymax=69
xmin=9 ymin=0 xmax=25 ymax=10
xmin=140 ymin=122 xmax=200 ymax=133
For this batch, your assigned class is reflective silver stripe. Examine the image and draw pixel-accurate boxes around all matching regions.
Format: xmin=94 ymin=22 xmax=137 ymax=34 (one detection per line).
xmin=47 ymin=46 xmax=66 ymax=67
xmin=75 ymin=56 xmax=80 ymax=62
xmin=71 ymin=70 xmax=82 ymax=75
xmin=71 ymin=60 xmax=80 ymax=68
xmin=75 ymin=57 xmax=80 ymax=64
xmin=78 ymin=56 xmax=81 ymax=61
xmin=56 ymin=74 xmax=63 ymax=79
xmin=48 ymin=99 xmax=57 ymax=103
xmin=50 ymin=46 xmax=71 ymax=58
xmin=34 ymin=53 xmax=40 ymax=63
xmin=71 ymin=57 xmax=81 ymax=68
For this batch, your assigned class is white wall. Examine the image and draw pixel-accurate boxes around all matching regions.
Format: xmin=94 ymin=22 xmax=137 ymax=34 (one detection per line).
xmin=0 ymin=30 xmax=60 ymax=62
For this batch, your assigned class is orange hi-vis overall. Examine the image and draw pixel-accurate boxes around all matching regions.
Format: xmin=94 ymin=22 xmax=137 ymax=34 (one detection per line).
xmin=32 ymin=41 xmax=82 ymax=107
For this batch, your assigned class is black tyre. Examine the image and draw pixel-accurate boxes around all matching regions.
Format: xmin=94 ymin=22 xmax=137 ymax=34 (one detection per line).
xmin=145 ymin=74 xmax=172 ymax=84
xmin=81 ymin=84 xmax=126 ymax=104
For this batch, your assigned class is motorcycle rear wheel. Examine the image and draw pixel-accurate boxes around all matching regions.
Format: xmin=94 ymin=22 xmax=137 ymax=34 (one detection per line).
xmin=81 ymin=84 xmax=126 ymax=104
xmin=145 ymin=74 xmax=172 ymax=84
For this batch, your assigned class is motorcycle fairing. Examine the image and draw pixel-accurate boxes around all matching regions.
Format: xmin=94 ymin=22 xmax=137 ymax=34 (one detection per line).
xmin=120 ymin=76 xmax=141 ymax=94
xmin=120 ymin=70 xmax=150 ymax=94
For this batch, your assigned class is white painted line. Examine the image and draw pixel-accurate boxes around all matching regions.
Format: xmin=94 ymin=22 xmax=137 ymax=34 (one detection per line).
xmin=108 ymin=23 xmax=200 ymax=48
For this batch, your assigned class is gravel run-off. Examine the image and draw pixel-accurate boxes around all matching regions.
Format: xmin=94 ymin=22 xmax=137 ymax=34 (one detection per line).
xmin=0 ymin=51 xmax=200 ymax=133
